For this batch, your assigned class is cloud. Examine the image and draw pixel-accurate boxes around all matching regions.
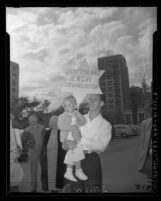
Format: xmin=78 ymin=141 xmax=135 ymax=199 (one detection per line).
xmin=22 ymin=49 xmax=49 ymax=62
xmin=7 ymin=7 xmax=156 ymax=110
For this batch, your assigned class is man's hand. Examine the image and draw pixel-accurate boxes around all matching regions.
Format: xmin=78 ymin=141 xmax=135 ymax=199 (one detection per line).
xmin=63 ymin=140 xmax=77 ymax=150
xmin=75 ymin=111 xmax=86 ymax=126
xmin=75 ymin=111 xmax=81 ymax=118
xmin=72 ymin=129 xmax=82 ymax=141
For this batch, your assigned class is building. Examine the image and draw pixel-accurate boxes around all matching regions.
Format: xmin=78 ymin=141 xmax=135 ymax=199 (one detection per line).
xmin=98 ymin=54 xmax=149 ymax=124
xmin=124 ymin=108 xmax=146 ymax=124
xmin=10 ymin=61 xmax=19 ymax=105
xmin=98 ymin=54 xmax=129 ymax=124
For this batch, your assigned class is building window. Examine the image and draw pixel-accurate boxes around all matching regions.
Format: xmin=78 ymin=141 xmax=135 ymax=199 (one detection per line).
xmin=108 ymin=104 xmax=114 ymax=109
xmin=114 ymin=82 xmax=120 ymax=86
xmin=114 ymin=89 xmax=121 ymax=93
xmin=138 ymin=113 xmax=145 ymax=123
xmin=125 ymin=114 xmax=132 ymax=124
xmin=12 ymin=87 xmax=16 ymax=93
xmin=106 ymin=80 xmax=113 ymax=84
xmin=100 ymin=80 xmax=106 ymax=84
xmin=113 ymin=75 xmax=120 ymax=80
xmin=13 ymin=65 xmax=17 ymax=72
xmin=107 ymin=93 xmax=113 ymax=97
xmin=106 ymin=74 xmax=113 ymax=79
xmin=115 ymin=99 xmax=121 ymax=103
xmin=12 ymin=80 xmax=16 ymax=86
xmin=108 ymin=98 xmax=114 ymax=103
xmin=107 ymin=87 xmax=113 ymax=91
xmin=12 ymin=73 xmax=16 ymax=79
xmin=113 ymin=68 xmax=119 ymax=73
xmin=115 ymin=103 xmax=122 ymax=107
xmin=115 ymin=94 xmax=121 ymax=99
xmin=12 ymin=95 xmax=16 ymax=101
xmin=100 ymin=87 xmax=106 ymax=92
xmin=107 ymin=69 xmax=113 ymax=74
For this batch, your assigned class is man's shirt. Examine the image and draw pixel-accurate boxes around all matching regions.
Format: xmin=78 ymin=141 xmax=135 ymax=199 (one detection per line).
xmin=80 ymin=113 xmax=112 ymax=153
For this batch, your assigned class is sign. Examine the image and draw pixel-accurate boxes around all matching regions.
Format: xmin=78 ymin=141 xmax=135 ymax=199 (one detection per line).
xmin=62 ymin=68 xmax=105 ymax=105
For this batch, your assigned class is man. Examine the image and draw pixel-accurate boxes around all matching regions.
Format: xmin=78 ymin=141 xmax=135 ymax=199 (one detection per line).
xmin=138 ymin=103 xmax=152 ymax=191
xmin=22 ymin=112 xmax=45 ymax=192
xmin=10 ymin=113 xmax=24 ymax=192
xmin=63 ymin=94 xmax=112 ymax=193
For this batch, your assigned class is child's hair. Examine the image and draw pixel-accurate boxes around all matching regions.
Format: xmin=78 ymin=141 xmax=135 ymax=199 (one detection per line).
xmin=63 ymin=95 xmax=77 ymax=106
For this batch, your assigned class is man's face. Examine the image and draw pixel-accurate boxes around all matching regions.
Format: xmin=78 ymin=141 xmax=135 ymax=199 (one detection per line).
xmin=28 ymin=115 xmax=38 ymax=124
xmin=87 ymin=94 xmax=103 ymax=112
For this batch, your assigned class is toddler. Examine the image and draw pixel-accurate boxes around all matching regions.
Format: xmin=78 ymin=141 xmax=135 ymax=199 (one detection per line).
xmin=58 ymin=95 xmax=88 ymax=182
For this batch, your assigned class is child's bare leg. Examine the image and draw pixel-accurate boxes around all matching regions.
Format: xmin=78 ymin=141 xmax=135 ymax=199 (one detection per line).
xmin=64 ymin=164 xmax=77 ymax=181
xmin=67 ymin=164 xmax=73 ymax=169
xmin=75 ymin=161 xmax=88 ymax=180
xmin=75 ymin=161 xmax=81 ymax=169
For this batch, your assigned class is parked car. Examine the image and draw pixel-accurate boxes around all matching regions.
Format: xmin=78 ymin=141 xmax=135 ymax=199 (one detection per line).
xmin=113 ymin=124 xmax=138 ymax=138
xmin=128 ymin=124 xmax=141 ymax=135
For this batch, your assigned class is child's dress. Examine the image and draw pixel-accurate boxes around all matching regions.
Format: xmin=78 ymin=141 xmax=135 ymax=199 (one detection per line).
xmin=64 ymin=114 xmax=85 ymax=165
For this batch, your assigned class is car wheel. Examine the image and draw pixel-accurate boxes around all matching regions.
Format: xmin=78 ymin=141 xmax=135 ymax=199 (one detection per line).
xmin=121 ymin=133 xmax=128 ymax=138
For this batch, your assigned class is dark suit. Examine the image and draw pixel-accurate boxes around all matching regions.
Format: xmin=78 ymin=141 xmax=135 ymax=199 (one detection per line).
xmin=40 ymin=130 xmax=66 ymax=191
xmin=22 ymin=123 xmax=45 ymax=191
xmin=40 ymin=129 xmax=51 ymax=191
xmin=56 ymin=130 xmax=66 ymax=189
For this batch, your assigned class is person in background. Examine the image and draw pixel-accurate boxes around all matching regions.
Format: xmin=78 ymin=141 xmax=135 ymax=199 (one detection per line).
xmin=46 ymin=116 xmax=59 ymax=192
xmin=138 ymin=103 xmax=152 ymax=191
xmin=40 ymin=116 xmax=66 ymax=193
xmin=63 ymin=94 xmax=112 ymax=193
xmin=55 ymin=129 xmax=66 ymax=191
xmin=10 ymin=113 xmax=24 ymax=192
xmin=40 ymin=127 xmax=50 ymax=192
xmin=22 ymin=112 xmax=45 ymax=192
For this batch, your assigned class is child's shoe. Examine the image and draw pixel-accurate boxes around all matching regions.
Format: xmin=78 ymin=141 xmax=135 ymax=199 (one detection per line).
xmin=64 ymin=169 xmax=78 ymax=182
xmin=75 ymin=168 xmax=88 ymax=180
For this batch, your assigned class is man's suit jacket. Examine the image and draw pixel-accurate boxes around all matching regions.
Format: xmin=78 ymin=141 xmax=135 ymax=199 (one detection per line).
xmin=22 ymin=123 xmax=45 ymax=150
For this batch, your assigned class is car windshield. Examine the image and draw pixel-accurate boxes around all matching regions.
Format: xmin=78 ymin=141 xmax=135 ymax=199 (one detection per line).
xmin=115 ymin=126 xmax=126 ymax=129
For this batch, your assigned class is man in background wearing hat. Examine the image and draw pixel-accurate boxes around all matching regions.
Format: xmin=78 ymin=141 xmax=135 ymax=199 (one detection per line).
xmin=22 ymin=112 xmax=45 ymax=192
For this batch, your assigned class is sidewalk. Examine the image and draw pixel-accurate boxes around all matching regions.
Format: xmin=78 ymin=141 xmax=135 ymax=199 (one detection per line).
xmin=18 ymin=136 xmax=150 ymax=193
xmin=19 ymin=161 xmax=43 ymax=192
xmin=100 ymin=136 xmax=149 ymax=193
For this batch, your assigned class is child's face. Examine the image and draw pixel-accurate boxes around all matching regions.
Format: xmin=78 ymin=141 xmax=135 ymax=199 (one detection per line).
xmin=63 ymin=99 xmax=76 ymax=114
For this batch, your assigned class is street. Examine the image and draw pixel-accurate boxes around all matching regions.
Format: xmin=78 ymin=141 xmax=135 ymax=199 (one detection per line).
xmin=100 ymin=135 xmax=148 ymax=192
xmin=19 ymin=135 xmax=149 ymax=193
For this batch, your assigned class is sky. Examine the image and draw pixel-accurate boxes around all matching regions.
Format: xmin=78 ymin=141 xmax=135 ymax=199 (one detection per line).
xmin=6 ymin=7 xmax=157 ymax=111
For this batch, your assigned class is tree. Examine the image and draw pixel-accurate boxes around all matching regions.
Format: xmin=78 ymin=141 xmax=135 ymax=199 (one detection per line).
xmin=36 ymin=99 xmax=51 ymax=113
xmin=129 ymin=86 xmax=144 ymax=124
xmin=42 ymin=99 xmax=50 ymax=113
xmin=10 ymin=96 xmax=41 ymax=129
xmin=141 ymin=78 xmax=152 ymax=108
